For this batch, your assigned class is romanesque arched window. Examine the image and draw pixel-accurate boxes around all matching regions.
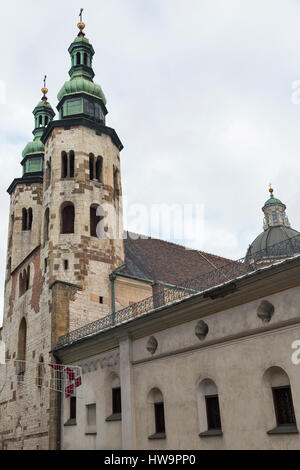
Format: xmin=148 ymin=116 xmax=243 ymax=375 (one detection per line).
xmin=22 ymin=208 xmax=27 ymax=231
xmin=19 ymin=272 xmax=24 ymax=297
xmin=84 ymin=53 xmax=88 ymax=66
xmin=89 ymin=153 xmax=95 ymax=180
xmin=18 ymin=318 xmax=27 ymax=362
xmin=22 ymin=208 xmax=33 ymax=231
xmin=89 ymin=154 xmax=103 ymax=182
xmin=263 ymin=366 xmax=297 ymax=433
xmin=105 ymin=374 xmax=122 ymax=421
xmin=19 ymin=266 xmax=30 ymax=297
xmin=147 ymin=388 xmax=166 ymax=438
xmin=113 ymin=167 xmax=119 ymax=199
xmin=61 ymin=151 xmax=68 ymax=178
xmin=37 ymin=355 xmax=44 ymax=389
xmin=28 ymin=208 xmax=33 ymax=231
xmin=25 ymin=266 xmax=30 ymax=291
xmin=44 ymin=208 xmax=50 ymax=243
xmin=17 ymin=317 xmax=27 ymax=378
xmin=198 ymin=378 xmax=222 ymax=437
xmin=61 ymin=203 xmax=75 ymax=234
xmin=61 ymin=151 xmax=75 ymax=179
xmin=96 ymin=156 xmax=103 ymax=182
xmin=76 ymin=52 xmax=81 ymax=65
xmin=70 ymin=151 xmax=75 ymax=178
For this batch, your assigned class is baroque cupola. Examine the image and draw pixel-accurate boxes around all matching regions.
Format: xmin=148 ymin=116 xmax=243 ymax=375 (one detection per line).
xmin=22 ymin=79 xmax=55 ymax=177
xmin=56 ymin=14 xmax=107 ymax=124
xmin=246 ymin=187 xmax=300 ymax=265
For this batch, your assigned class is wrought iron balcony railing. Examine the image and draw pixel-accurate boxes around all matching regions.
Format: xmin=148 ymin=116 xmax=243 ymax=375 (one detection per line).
xmin=56 ymin=232 xmax=300 ymax=349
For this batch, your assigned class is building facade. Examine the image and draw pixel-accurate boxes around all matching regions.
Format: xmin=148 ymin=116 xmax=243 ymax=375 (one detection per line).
xmin=55 ymin=255 xmax=300 ymax=450
xmin=1 ymin=19 xmax=300 ymax=451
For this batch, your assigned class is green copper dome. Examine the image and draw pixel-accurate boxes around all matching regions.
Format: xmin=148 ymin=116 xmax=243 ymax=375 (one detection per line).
xmin=57 ymin=78 xmax=106 ymax=105
xmin=264 ymin=197 xmax=283 ymax=207
xmin=21 ymin=85 xmax=55 ymax=177
xmin=57 ymin=25 xmax=108 ymax=124
xmin=22 ymin=139 xmax=45 ymax=159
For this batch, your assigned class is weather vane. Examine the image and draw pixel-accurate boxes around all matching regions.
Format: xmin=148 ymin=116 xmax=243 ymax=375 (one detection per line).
xmin=43 ymin=75 xmax=47 ymax=88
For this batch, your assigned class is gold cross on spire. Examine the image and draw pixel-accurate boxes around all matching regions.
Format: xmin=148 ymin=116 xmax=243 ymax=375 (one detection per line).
xmin=77 ymin=8 xmax=86 ymax=36
xmin=41 ymin=75 xmax=48 ymax=101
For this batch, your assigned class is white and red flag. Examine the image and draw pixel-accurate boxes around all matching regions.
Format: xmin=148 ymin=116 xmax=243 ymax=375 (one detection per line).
xmin=49 ymin=363 xmax=82 ymax=398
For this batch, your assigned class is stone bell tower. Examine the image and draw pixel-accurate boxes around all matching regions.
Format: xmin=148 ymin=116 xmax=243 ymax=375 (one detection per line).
xmin=0 ymin=84 xmax=56 ymax=450
xmin=0 ymin=17 xmax=125 ymax=450
xmin=41 ymin=18 xmax=124 ymax=337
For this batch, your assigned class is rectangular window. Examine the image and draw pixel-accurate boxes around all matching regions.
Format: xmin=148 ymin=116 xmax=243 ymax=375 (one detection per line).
xmin=205 ymin=395 xmax=222 ymax=430
xmin=99 ymin=296 xmax=103 ymax=304
xmin=64 ymin=260 xmax=69 ymax=270
xmin=112 ymin=387 xmax=122 ymax=415
xmin=272 ymin=386 xmax=296 ymax=426
xmin=86 ymin=404 xmax=96 ymax=434
xmin=154 ymin=402 xmax=166 ymax=434
xmin=70 ymin=396 xmax=76 ymax=421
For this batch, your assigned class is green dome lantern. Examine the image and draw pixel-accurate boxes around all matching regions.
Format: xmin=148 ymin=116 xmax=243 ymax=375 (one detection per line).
xmin=22 ymin=80 xmax=55 ymax=177
xmin=245 ymin=187 xmax=300 ymax=265
xmin=57 ymin=19 xmax=108 ymax=124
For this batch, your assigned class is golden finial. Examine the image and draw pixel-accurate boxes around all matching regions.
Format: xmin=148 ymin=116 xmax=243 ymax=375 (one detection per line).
xmin=41 ymin=76 xmax=48 ymax=102
xmin=77 ymin=8 xmax=85 ymax=36
xmin=269 ymin=183 xmax=274 ymax=197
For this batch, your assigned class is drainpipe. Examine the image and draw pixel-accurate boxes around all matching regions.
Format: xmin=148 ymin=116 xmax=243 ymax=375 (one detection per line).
xmin=109 ymin=273 xmax=116 ymax=324
xmin=52 ymin=351 xmax=62 ymax=451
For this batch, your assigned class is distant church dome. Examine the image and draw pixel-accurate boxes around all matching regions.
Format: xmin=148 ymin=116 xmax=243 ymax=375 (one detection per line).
xmin=246 ymin=187 xmax=300 ymax=264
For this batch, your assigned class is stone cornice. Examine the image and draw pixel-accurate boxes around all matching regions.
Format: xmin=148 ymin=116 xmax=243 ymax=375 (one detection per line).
xmin=41 ymin=118 xmax=123 ymax=151
xmin=7 ymin=175 xmax=43 ymax=195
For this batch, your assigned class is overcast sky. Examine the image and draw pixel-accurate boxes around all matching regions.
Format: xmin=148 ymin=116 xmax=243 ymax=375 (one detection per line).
xmin=1 ymin=0 xmax=300 ymax=324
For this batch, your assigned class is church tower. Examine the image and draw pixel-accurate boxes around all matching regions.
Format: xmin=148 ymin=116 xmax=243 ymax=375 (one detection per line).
xmin=40 ymin=18 xmax=124 ymax=337
xmin=0 ymin=17 xmax=124 ymax=450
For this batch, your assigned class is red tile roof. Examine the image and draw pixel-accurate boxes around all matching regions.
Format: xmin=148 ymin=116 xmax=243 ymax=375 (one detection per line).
xmin=121 ymin=232 xmax=238 ymax=287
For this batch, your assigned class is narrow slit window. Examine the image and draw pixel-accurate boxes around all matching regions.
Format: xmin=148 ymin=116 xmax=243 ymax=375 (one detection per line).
xmin=112 ymin=387 xmax=122 ymax=415
xmin=70 ymin=396 xmax=77 ymax=420
xmin=69 ymin=151 xmax=75 ymax=178
xmin=22 ymin=208 xmax=27 ymax=231
xmin=154 ymin=402 xmax=166 ymax=434
xmin=62 ymin=152 xmax=68 ymax=178
xmin=89 ymin=154 xmax=94 ymax=180
xmin=28 ymin=208 xmax=33 ymax=231
xmin=96 ymin=156 xmax=103 ymax=182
